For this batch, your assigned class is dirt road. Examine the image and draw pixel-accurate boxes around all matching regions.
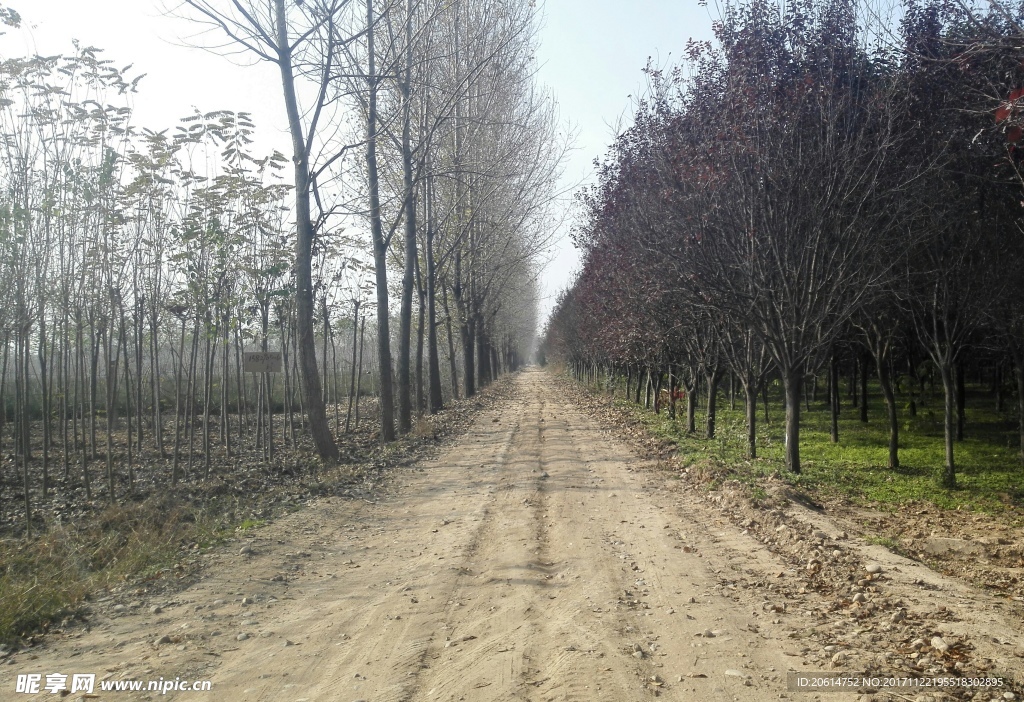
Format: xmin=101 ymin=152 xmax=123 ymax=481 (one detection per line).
xmin=6 ymin=369 xmax=1024 ymax=701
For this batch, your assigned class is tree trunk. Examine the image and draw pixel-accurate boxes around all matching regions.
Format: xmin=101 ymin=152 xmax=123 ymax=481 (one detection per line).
xmin=745 ymin=379 xmax=757 ymax=459
xmin=355 ymin=317 xmax=366 ymax=429
xmin=425 ymin=179 xmax=443 ymax=413
xmin=653 ymin=370 xmax=663 ymax=414
xmin=783 ymin=367 xmax=803 ymax=474
xmin=939 ymin=361 xmax=957 ymax=488
xmin=878 ymin=356 xmax=899 ymax=469
xmin=415 ymin=257 xmax=426 ymax=415
xmin=829 ymin=353 xmax=840 ymax=444
xmin=461 ymin=314 xmax=475 ymax=397
xmin=396 ymin=0 xmax=417 ymax=434
xmin=441 ymin=284 xmax=459 ymax=400
xmin=273 ymin=0 xmax=340 ymax=460
xmin=705 ymin=369 xmax=722 ymax=439
xmin=644 ymin=367 xmax=652 ymax=410
xmin=860 ymin=352 xmax=868 ymax=423
xmin=346 ymin=301 xmax=360 ymax=433
xmin=363 ymin=0 xmax=396 ymax=442
xmin=171 ymin=316 xmax=187 ymax=485
xmin=685 ymin=371 xmax=696 ymax=434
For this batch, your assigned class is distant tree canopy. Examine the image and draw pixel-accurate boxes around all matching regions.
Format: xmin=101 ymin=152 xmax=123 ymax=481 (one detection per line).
xmin=542 ymin=0 xmax=1024 ymax=486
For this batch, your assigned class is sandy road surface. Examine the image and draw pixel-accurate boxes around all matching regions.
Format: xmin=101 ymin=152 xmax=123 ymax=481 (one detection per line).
xmin=5 ymin=369 xmax=1024 ymax=701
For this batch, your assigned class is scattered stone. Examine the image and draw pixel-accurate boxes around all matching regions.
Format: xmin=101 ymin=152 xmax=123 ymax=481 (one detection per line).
xmin=930 ymin=636 xmax=950 ymax=654
xmin=212 ymin=599 xmax=225 ymax=606
xmin=242 ymin=597 xmax=255 ymax=605
xmin=241 ymin=619 xmax=258 ymax=626
xmin=283 ymin=640 xmax=295 ymax=646
xmin=540 ymin=472 xmax=549 ymax=479
xmin=852 ymin=593 xmax=867 ymax=604
xmin=1002 ymin=692 xmax=1016 ymax=701
xmin=150 ymin=606 xmax=162 ymax=615
xmin=702 ymin=629 xmax=716 ymax=638
xmin=154 ymin=635 xmax=171 ymax=646
xmin=236 ymin=633 xmax=249 ymax=642
xmin=831 ymin=651 xmax=847 ymax=666
xmin=813 ymin=530 xmax=828 ymax=540
xmin=112 ymin=604 xmax=127 ymax=614
xmin=724 ymin=669 xmax=748 ymax=678
xmin=865 ymin=564 xmax=882 ymax=574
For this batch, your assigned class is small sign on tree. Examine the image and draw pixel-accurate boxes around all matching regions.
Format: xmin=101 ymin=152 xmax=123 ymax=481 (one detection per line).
xmin=243 ymin=351 xmax=282 ymax=373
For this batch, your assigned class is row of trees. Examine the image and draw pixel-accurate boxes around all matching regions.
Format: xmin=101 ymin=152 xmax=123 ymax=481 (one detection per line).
xmin=179 ymin=0 xmax=561 ymax=450
xmin=0 ymin=0 xmax=560 ymax=528
xmin=542 ymin=0 xmax=1024 ymax=487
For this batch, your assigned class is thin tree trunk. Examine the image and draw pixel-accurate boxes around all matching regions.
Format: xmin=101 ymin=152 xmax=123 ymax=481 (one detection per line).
xmin=425 ymin=177 xmax=443 ymax=413
xmin=830 ymin=353 xmax=840 ymax=444
xmin=939 ymin=360 xmax=957 ymax=488
xmin=38 ymin=317 xmax=50 ymax=497
xmin=859 ymin=351 xmax=869 ymax=423
xmin=878 ymin=355 xmax=899 ymax=469
xmin=415 ymin=255 xmax=425 ymax=416
xmin=274 ymin=0 xmax=340 ymax=460
xmin=745 ymin=379 xmax=757 ymax=459
xmin=150 ymin=306 xmax=164 ymax=456
xmin=783 ymin=367 xmax=803 ymax=474
xmin=355 ymin=317 xmax=365 ymax=429
xmin=706 ymin=369 xmax=722 ymax=439
xmin=685 ymin=370 xmax=697 ymax=433
xmin=171 ymin=316 xmax=187 ymax=485
xmin=346 ymin=301 xmax=360 ymax=433
xmin=442 ymin=285 xmax=459 ymax=401
xmin=396 ymin=0 xmax=417 ymax=434
xmin=364 ymin=0 xmax=396 ymax=441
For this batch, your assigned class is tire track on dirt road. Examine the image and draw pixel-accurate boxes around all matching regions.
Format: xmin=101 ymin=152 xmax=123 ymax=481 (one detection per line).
xmin=10 ymin=368 xmax=1022 ymax=701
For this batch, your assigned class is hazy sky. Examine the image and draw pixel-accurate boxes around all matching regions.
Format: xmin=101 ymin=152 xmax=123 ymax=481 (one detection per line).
xmin=1 ymin=0 xmax=715 ymax=326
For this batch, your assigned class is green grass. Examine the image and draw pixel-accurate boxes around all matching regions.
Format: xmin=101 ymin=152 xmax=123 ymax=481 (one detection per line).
xmin=592 ymin=376 xmax=1023 ymax=515
xmin=235 ymin=517 xmax=267 ymax=532
xmin=864 ymin=535 xmax=903 ymax=552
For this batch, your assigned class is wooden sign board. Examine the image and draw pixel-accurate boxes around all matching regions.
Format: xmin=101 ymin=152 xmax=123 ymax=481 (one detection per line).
xmin=243 ymin=351 xmax=282 ymax=373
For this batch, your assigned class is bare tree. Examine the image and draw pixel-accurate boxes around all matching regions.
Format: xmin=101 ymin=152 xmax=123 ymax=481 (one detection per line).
xmin=175 ymin=0 xmax=348 ymax=461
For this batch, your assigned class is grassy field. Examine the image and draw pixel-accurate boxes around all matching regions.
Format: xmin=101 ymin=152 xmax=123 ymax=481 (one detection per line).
xmin=597 ymin=375 xmax=1024 ymax=514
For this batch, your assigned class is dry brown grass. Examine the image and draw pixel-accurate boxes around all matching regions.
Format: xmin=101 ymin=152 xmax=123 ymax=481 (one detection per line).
xmin=0 ymin=496 xmax=220 ymax=645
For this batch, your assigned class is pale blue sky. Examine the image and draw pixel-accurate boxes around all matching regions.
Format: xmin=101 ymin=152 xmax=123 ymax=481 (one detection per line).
xmin=2 ymin=0 xmax=716 ymax=325
xmin=534 ymin=1 xmax=715 ymax=321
